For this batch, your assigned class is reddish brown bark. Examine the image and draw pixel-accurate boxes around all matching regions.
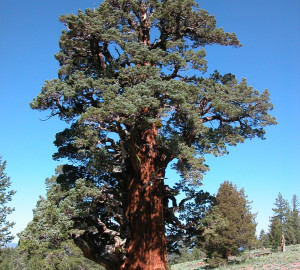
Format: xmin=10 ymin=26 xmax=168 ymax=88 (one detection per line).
xmin=121 ymin=125 xmax=168 ymax=270
xmin=120 ymin=6 xmax=168 ymax=268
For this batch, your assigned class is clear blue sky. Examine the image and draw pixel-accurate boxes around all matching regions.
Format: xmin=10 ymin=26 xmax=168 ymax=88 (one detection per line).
xmin=0 ymin=0 xmax=299 ymax=242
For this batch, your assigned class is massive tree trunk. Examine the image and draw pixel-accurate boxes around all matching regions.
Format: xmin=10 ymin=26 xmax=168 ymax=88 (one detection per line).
xmin=121 ymin=125 xmax=168 ymax=270
xmin=119 ymin=9 xmax=169 ymax=268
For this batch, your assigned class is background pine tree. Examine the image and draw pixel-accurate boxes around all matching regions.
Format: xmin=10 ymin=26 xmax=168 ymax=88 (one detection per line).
xmin=269 ymin=193 xmax=300 ymax=247
xmin=0 ymin=156 xmax=16 ymax=249
xmin=286 ymin=194 xmax=300 ymax=245
xmin=269 ymin=216 xmax=282 ymax=252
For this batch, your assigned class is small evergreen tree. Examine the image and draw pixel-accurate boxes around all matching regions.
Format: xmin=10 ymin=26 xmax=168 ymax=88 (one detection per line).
xmin=216 ymin=181 xmax=257 ymax=254
xmin=0 ymin=156 xmax=16 ymax=249
xmin=288 ymin=194 xmax=300 ymax=245
xmin=269 ymin=193 xmax=300 ymax=246
xmin=285 ymin=194 xmax=300 ymax=245
xmin=272 ymin=193 xmax=290 ymax=233
xmin=200 ymin=181 xmax=256 ymax=267
xmin=269 ymin=216 xmax=282 ymax=252
xmin=200 ymin=206 xmax=229 ymax=267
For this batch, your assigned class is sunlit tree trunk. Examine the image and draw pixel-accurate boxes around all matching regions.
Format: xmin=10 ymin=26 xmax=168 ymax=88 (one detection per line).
xmin=121 ymin=126 xmax=168 ymax=270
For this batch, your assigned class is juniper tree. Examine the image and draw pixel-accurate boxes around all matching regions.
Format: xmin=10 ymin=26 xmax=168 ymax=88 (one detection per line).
xmin=31 ymin=0 xmax=276 ymax=269
xmin=200 ymin=181 xmax=256 ymax=266
xmin=199 ymin=206 xmax=229 ymax=267
xmin=217 ymin=182 xmax=257 ymax=254
xmin=0 ymin=156 xmax=16 ymax=249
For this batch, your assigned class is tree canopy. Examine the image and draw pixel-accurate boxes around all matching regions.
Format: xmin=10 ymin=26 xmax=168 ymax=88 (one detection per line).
xmin=31 ymin=0 xmax=276 ymax=269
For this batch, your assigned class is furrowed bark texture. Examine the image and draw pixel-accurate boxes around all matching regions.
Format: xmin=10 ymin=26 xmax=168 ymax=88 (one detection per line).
xmin=121 ymin=126 xmax=168 ymax=270
xmin=119 ymin=9 xmax=168 ymax=268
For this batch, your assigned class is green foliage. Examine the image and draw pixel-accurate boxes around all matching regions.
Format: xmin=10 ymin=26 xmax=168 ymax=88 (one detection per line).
xmin=269 ymin=216 xmax=282 ymax=252
xmin=272 ymin=193 xmax=289 ymax=230
xmin=31 ymin=0 xmax=276 ymax=185
xmin=0 ymin=245 xmax=104 ymax=270
xmin=0 ymin=156 xmax=16 ymax=248
xmin=168 ymin=247 xmax=204 ymax=266
xmin=200 ymin=181 xmax=257 ymax=267
xmin=172 ymin=189 xmax=216 ymax=251
xmin=0 ymin=247 xmax=15 ymax=269
xmin=0 ymin=247 xmax=26 ymax=270
xmin=200 ymin=206 xmax=229 ymax=267
xmin=30 ymin=0 xmax=276 ymax=267
xmin=286 ymin=194 xmax=300 ymax=245
xmin=18 ymin=169 xmax=104 ymax=270
xmin=268 ymin=193 xmax=300 ymax=249
xmin=216 ymin=181 xmax=257 ymax=255
xmin=258 ymin=229 xmax=269 ymax=248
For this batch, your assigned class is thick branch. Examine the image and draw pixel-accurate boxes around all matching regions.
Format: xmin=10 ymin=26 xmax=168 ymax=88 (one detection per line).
xmin=73 ymin=234 xmax=123 ymax=270
xmin=201 ymin=114 xmax=246 ymax=124
xmin=162 ymin=63 xmax=180 ymax=80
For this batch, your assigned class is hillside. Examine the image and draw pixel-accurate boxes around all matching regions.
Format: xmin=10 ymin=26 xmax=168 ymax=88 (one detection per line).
xmin=171 ymin=245 xmax=300 ymax=270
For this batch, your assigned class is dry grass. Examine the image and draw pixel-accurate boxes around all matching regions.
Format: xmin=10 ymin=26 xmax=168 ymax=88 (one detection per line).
xmin=171 ymin=245 xmax=300 ymax=270
xmin=216 ymin=245 xmax=300 ymax=269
